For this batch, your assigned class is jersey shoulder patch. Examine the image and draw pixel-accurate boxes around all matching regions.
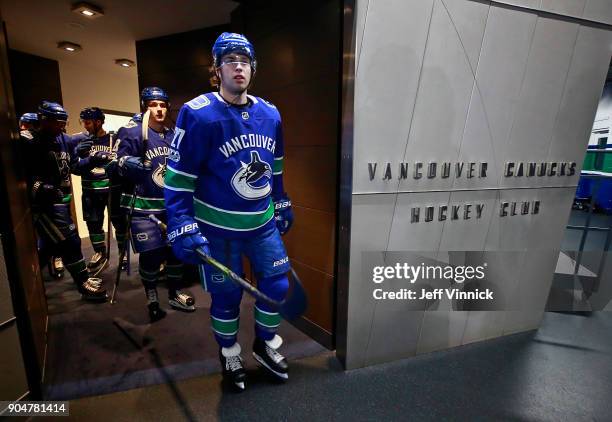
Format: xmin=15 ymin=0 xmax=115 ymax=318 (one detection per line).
xmin=256 ymin=96 xmax=277 ymax=109
xmin=186 ymin=94 xmax=211 ymax=110
xmin=123 ymin=121 xmax=138 ymax=129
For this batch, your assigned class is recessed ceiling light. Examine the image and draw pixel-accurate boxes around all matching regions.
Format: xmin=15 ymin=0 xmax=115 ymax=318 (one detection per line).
xmin=57 ymin=41 xmax=82 ymax=52
xmin=115 ymin=59 xmax=135 ymax=68
xmin=71 ymin=2 xmax=104 ymax=19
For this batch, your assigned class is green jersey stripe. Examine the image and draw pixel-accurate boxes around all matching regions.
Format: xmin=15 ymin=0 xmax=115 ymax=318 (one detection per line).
xmin=165 ymin=167 xmax=196 ymax=192
xmin=273 ymin=157 xmax=283 ymax=174
xmin=194 ymin=199 xmax=274 ymax=231
xmin=120 ymin=194 xmax=165 ymax=211
xmin=82 ymin=179 xmax=110 ymax=189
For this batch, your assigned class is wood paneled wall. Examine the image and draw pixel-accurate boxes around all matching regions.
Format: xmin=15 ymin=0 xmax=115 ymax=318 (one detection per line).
xmin=232 ymin=0 xmax=340 ymax=344
xmin=8 ymin=49 xmax=63 ymax=118
xmin=136 ymin=24 xmax=230 ymax=122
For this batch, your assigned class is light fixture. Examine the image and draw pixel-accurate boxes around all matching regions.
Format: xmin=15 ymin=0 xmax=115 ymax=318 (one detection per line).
xmin=57 ymin=41 xmax=82 ymax=52
xmin=71 ymin=2 xmax=104 ymax=19
xmin=115 ymin=59 xmax=135 ymax=68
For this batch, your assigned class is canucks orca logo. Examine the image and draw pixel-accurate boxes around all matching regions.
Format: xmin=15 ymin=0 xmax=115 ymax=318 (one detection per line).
xmin=152 ymin=158 xmax=167 ymax=188
xmin=231 ymin=151 xmax=272 ymax=200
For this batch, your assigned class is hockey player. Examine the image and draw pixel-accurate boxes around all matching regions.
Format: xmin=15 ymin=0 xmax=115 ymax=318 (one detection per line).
xmin=165 ymin=33 xmax=294 ymax=390
xmin=72 ymin=107 xmax=128 ymax=274
xmin=21 ymin=101 xmax=107 ymax=301
xmin=116 ymin=87 xmax=195 ymax=322
xmin=20 ymin=112 xmax=66 ymax=278
xmin=19 ymin=112 xmax=38 ymax=131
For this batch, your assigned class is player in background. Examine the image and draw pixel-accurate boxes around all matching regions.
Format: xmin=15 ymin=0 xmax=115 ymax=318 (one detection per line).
xmin=164 ymin=33 xmax=294 ymax=391
xmin=116 ymin=87 xmax=196 ymax=322
xmin=72 ymin=107 xmax=128 ymax=274
xmin=21 ymin=101 xmax=107 ymax=301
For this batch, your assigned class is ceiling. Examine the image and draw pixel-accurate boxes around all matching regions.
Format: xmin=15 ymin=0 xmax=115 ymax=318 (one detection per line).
xmin=0 ymin=0 xmax=237 ymax=72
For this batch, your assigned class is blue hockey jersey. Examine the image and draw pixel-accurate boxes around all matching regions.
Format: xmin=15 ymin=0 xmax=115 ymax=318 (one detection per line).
xmin=116 ymin=121 xmax=174 ymax=215
xmin=165 ymin=92 xmax=285 ymax=239
xmin=72 ymin=131 xmax=119 ymax=192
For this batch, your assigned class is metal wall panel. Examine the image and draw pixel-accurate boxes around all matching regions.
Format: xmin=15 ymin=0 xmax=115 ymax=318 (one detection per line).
xmin=541 ymin=0 xmax=588 ymax=17
xmin=342 ymin=0 xmax=612 ymax=368
xmin=353 ymin=0 xmax=434 ymax=194
xmin=583 ymin=0 xmax=612 ymax=25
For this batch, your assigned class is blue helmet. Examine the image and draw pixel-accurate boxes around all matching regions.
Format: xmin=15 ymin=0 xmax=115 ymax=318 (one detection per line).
xmin=19 ymin=112 xmax=38 ymax=124
xmin=38 ymin=101 xmax=68 ymax=122
xmin=212 ymin=32 xmax=256 ymax=70
xmin=131 ymin=113 xmax=143 ymax=123
xmin=140 ymin=86 xmax=169 ymax=108
xmin=80 ymin=107 xmax=105 ymax=122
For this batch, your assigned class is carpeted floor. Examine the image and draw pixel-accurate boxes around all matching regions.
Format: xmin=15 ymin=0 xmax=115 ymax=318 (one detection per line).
xmin=42 ymin=240 xmax=326 ymax=400
xmin=64 ymin=311 xmax=612 ymax=421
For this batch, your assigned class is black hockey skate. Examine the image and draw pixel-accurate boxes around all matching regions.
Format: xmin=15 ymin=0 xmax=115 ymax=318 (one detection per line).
xmin=120 ymin=255 xmax=128 ymax=272
xmin=77 ymin=277 xmax=107 ymax=302
xmin=220 ymin=345 xmax=247 ymax=391
xmin=148 ymin=301 xmax=167 ymax=323
xmin=146 ymin=288 xmax=166 ymax=323
xmin=253 ymin=336 xmax=288 ymax=380
xmin=87 ymin=251 xmax=108 ymax=276
xmin=50 ymin=257 xmax=64 ymax=279
xmin=168 ymin=290 xmax=196 ymax=312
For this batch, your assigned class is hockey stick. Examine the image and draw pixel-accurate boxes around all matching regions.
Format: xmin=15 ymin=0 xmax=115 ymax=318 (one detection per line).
xmin=110 ymin=110 xmax=151 ymax=304
xmin=148 ymin=214 xmax=307 ymax=320
xmin=105 ymin=132 xmax=114 ymax=263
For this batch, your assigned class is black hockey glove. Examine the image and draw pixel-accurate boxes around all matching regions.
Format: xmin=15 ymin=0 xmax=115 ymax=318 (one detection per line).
xmin=76 ymin=139 xmax=93 ymax=158
xmin=33 ymin=182 xmax=64 ymax=205
xmin=90 ymin=151 xmax=112 ymax=167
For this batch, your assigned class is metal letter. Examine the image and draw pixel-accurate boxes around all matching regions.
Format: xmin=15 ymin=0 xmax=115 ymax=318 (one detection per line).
xmin=500 ymin=202 xmax=508 ymax=217
xmin=383 ymin=162 xmax=392 ymax=180
xmin=368 ymin=163 xmax=377 ymax=181
xmin=464 ymin=204 xmax=472 ymax=220
xmin=425 ymin=206 xmax=434 ymax=222
xmin=427 ymin=162 xmax=437 ymax=179
xmin=414 ymin=162 xmax=423 ymax=179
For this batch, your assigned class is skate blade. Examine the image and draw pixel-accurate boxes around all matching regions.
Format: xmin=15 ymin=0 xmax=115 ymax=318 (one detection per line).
xmin=81 ymin=293 xmax=108 ymax=303
xmin=169 ymin=299 xmax=196 ymax=312
xmin=252 ymin=352 xmax=289 ymax=380
xmin=234 ymin=381 xmax=246 ymax=390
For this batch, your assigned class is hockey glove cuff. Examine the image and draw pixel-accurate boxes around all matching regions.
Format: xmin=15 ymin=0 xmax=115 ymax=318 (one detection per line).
xmin=273 ymin=193 xmax=294 ymax=235
xmin=118 ymin=155 xmax=152 ymax=182
xmin=168 ymin=215 xmax=211 ymax=265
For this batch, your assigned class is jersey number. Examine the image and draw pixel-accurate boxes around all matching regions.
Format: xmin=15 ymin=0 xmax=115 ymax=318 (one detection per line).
xmin=171 ymin=128 xmax=186 ymax=149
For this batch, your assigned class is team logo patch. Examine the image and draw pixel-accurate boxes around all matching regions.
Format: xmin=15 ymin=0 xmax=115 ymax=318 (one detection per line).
xmin=152 ymin=158 xmax=167 ymax=188
xmin=241 ymin=111 xmax=249 ymax=120
xmin=230 ymin=151 xmax=272 ymax=200
xmin=136 ymin=233 xmax=149 ymax=242
xmin=186 ymin=95 xmax=211 ymax=110
xmin=211 ymin=274 xmax=225 ymax=283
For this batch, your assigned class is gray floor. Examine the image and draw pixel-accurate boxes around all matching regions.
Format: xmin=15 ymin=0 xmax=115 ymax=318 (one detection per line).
xmin=63 ymin=311 xmax=612 ymax=422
